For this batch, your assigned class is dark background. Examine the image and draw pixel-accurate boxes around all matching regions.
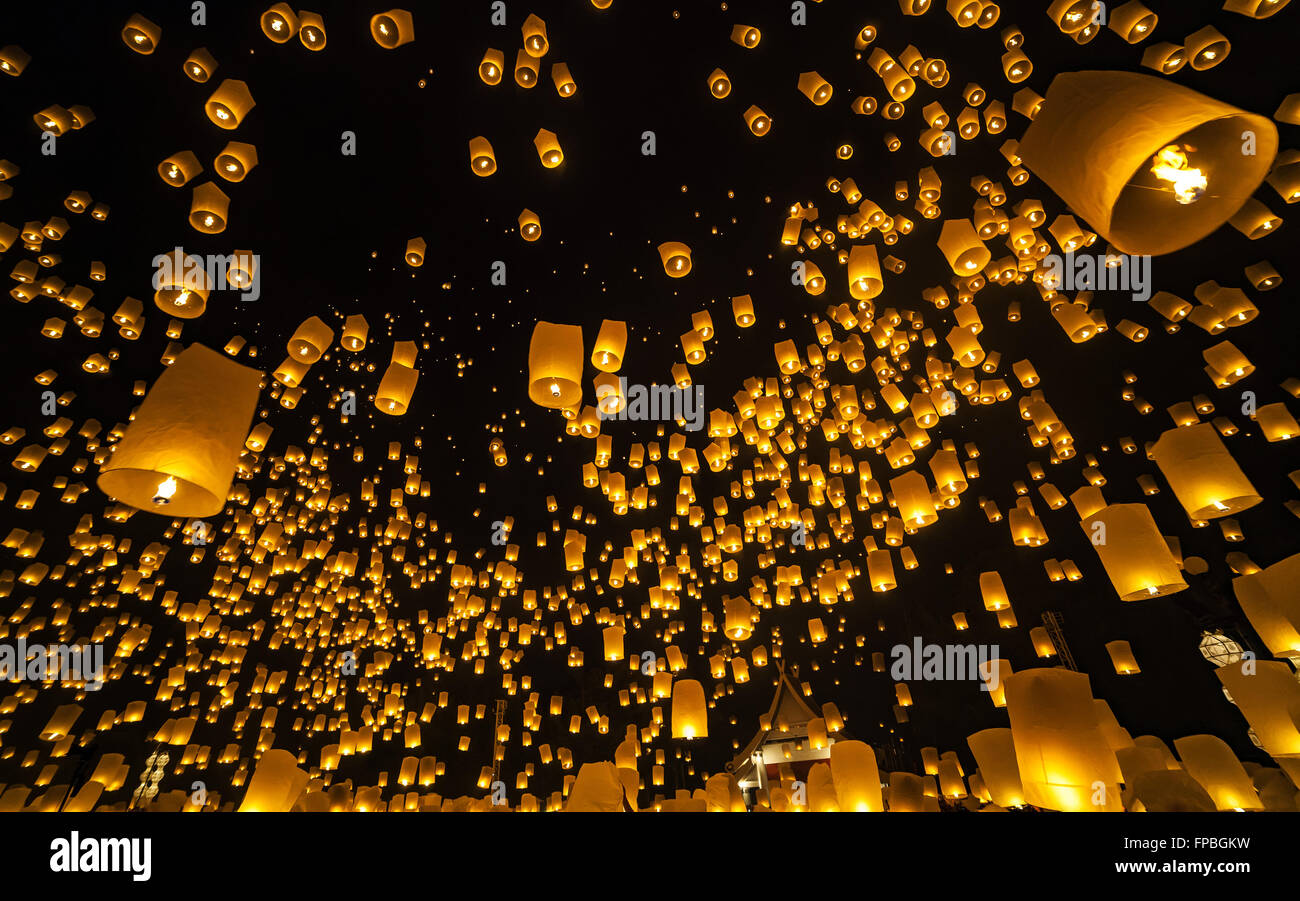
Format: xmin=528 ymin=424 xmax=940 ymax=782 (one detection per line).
xmin=0 ymin=0 xmax=1296 ymax=806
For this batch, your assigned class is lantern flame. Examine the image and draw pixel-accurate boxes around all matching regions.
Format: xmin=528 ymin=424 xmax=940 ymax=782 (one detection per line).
xmin=1150 ymin=145 xmax=1207 ymax=204
xmin=153 ymin=476 xmax=178 ymax=504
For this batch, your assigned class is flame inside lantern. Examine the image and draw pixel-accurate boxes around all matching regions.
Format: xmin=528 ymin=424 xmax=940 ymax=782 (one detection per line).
xmin=1150 ymin=144 xmax=1208 ymax=204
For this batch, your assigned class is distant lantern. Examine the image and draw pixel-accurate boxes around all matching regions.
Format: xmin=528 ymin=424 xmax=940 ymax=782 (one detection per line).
xmin=375 ymin=362 xmax=419 ymax=415
xmin=518 ymin=209 xmax=542 ymax=242
xmin=514 ymin=49 xmax=539 ymax=87
xmin=189 ymin=183 xmax=230 ymax=234
xmin=342 ymin=314 xmax=369 ymax=351
xmin=370 ymin=10 xmax=414 ymax=49
xmin=551 ymin=63 xmax=576 ymax=96
xmin=847 ymin=245 xmax=883 ymax=301
xmin=405 ymin=237 xmax=426 ymax=267
xmin=260 ymin=3 xmax=299 ymax=42
xmin=1080 ymin=504 xmax=1187 ymax=600
xmin=1151 ymin=423 xmax=1261 ymax=519
xmin=479 ymin=49 xmax=505 ymax=85
xmin=731 ymin=24 xmax=761 ymax=48
xmin=671 ymin=679 xmax=707 ymax=739
xmin=0 ymin=45 xmax=32 ymax=76
xmin=184 ymin=47 xmax=218 ymax=82
xmin=938 ymin=219 xmax=991 ymax=274
xmin=204 ymin=79 xmax=255 ymax=130
xmin=468 ymin=136 xmax=497 ymax=176
xmin=732 ymin=294 xmax=756 ymax=326
xmin=522 ymin=13 xmax=549 ymax=57
xmin=797 ymin=71 xmax=833 ymax=105
xmin=534 ymin=129 xmax=564 ymax=168
xmin=298 ymin=11 xmax=327 ymax=49
xmin=1018 ymin=71 xmax=1278 ymax=256
xmin=97 ymin=343 xmax=261 ymax=518
xmin=121 ymin=13 xmax=160 ymax=54
xmin=1105 ymin=640 xmax=1141 ymax=674
xmin=153 ymin=251 xmax=211 ymax=319
xmin=158 ymin=151 xmax=203 ymax=187
xmin=743 ymin=105 xmax=771 ymax=136
xmin=707 ymin=68 xmax=731 ymax=98
xmin=528 ymin=321 xmax=583 ymax=409
xmin=214 ymin=142 xmax=258 ymax=182
xmin=658 ymin=242 xmax=692 ymax=277
xmin=288 ymin=316 xmax=334 ymax=363
xmin=592 ymin=320 xmax=627 ymax=372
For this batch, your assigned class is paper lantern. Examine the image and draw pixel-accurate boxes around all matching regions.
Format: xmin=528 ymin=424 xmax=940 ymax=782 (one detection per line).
xmin=370 ymin=10 xmax=414 ymax=49
xmin=829 ymin=741 xmax=883 ymax=811
xmin=1224 ymin=0 xmax=1291 ymax=16
xmin=0 ymin=45 xmax=31 ymax=76
xmin=658 ymin=242 xmax=692 ymax=277
xmin=405 ymin=237 xmax=426 ymax=267
xmin=204 ymin=79 xmax=255 ymax=129
xmin=1080 ymin=504 xmax=1187 ymax=600
xmin=298 ymin=11 xmax=326 ymax=49
xmin=967 ymin=728 xmax=1034 ymax=806
xmin=744 ymin=105 xmax=771 ymax=136
xmin=514 ymin=49 xmax=538 ymax=87
xmin=121 ymin=13 xmax=160 ymax=54
xmin=1105 ymin=640 xmax=1141 ymax=674
xmin=847 ymin=245 xmax=883 ymax=302
xmin=671 ymin=679 xmax=707 ymax=739
xmin=707 ymin=68 xmax=731 ymax=98
xmin=375 ymin=362 xmax=419 ymax=415
xmin=1232 ymin=554 xmax=1300 ymax=657
xmin=260 ymin=3 xmax=299 ymax=42
xmin=1173 ymin=735 xmax=1263 ymax=811
xmin=551 ymin=63 xmax=576 ymax=97
xmin=184 ymin=47 xmax=218 ymax=82
xmin=153 ymin=251 xmax=211 ymax=319
xmin=1216 ymin=662 xmax=1300 ymax=757
xmin=890 ymin=471 xmax=937 ymax=527
xmin=158 ymin=151 xmax=202 ymax=187
xmin=1151 ymin=423 xmax=1261 ymax=519
xmin=731 ymin=24 xmax=761 ymax=48
xmin=214 ymin=142 xmax=257 ymax=182
xmin=287 ymin=316 xmax=334 ymax=363
xmin=887 ymin=772 xmax=925 ymax=811
xmin=1017 ymin=71 xmax=1277 ymax=256
xmin=1003 ymin=669 xmax=1123 ymax=811
xmin=938 ymin=219 xmax=990 ymax=274
xmin=518 ymin=209 xmax=541 ymax=241
xmin=479 ymin=49 xmax=504 ymax=85
xmin=534 ymin=128 xmax=564 ymax=168
xmin=591 ymin=320 xmax=627 ymax=372
xmin=528 ymin=321 xmax=583 ymax=409
xmin=97 ymin=343 xmax=261 ymax=518
xmin=341 ymin=314 xmax=368 ymax=351
xmin=468 ymin=136 xmax=497 ymax=176
xmin=189 ymin=183 xmax=230 ymax=234
xmin=239 ymin=749 xmax=309 ymax=812
xmin=797 ymin=71 xmax=833 ymax=105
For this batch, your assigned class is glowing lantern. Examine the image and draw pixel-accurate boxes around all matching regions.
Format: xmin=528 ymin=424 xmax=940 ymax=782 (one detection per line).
xmin=214 ymin=142 xmax=257 ymax=182
xmin=938 ymin=219 xmax=990 ymax=274
xmin=297 ymin=11 xmax=326 ymax=49
xmin=1172 ymin=735 xmax=1263 ymax=811
xmin=671 ymin=680 xmax=707 ymax=739
xmin=829 ymin=741 xmax=884 ymax=811
xmin=1018 ymin=71 xmax=1278 ymax=256
xmin=121 ymin=13 xmax=160 ymax=54
xmin=534 ymin=129 xmax=564 ymax=168
xmin=97 ymin=343 xmax=261 ymax=517
xmin=1105 ymin=641 xmax=1141 ymax=674
xmin=204 ymin=79 xmax=255 ymax=130
xmin=479 ymin=49 xmax=504 ymax=84
xmin=370 ymin=10 xmax=414 ymax=49
xmin=189 ymin=183 xmax=230 ymax=234
xmin=287 ymin=316 xmax=334 ymax=363
xmin=468 ymin=136 xmax=497 ymax=176
xmin=658 ymin=242 xmax=692 ymax=277
xmin=376 ymin=362 xmax=418 ymax=415
xmin=528 ymin=321 xmax=583 ymax=409
xmin=238 ymin=749 xmax=309 ymax=812
xmin=730 ymin=24 xmax=761 ymax=48
xmin=518 ymin=209 xmax=542 ymax=241
xmin=707 ymin=68 xmax=731 ymax=98
xmin=744 ymin=105 xmax=771 ymax=136
xmin=797 ymin=71 xmax=833 ymax=105
xmin=1151 ymin=423 xmax=1261 ymax=519
xmin=592 ymin=320 xmax=627 ymax=372
xmin=260 ymin=4 xmax=299 ymax=42
xmin=1003 ymin=669 xmax=1124 ymax=811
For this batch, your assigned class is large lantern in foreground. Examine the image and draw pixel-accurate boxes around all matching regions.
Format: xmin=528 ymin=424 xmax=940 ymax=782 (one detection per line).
xmin=1151 ymin=422 xmax=1261 ymax=519
xmin=1017 ymin=70 xmax=1277 ymax=256
xmin=671 ymin=679 xmax=707 ymax=739
xmin=1003 ymin=669 xmax=1123 ymax=811
xmin=528 ymin=321 xmax=583 ymax=408
xmin=1080 ymin=503 xmax=1187 ymax=600
xmin=97 ymin=343 xmax=261 ymax=517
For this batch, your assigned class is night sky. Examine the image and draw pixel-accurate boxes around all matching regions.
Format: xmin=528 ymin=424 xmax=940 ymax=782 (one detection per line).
xmin=0 ymin=0 xmax=1297 ymax=809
